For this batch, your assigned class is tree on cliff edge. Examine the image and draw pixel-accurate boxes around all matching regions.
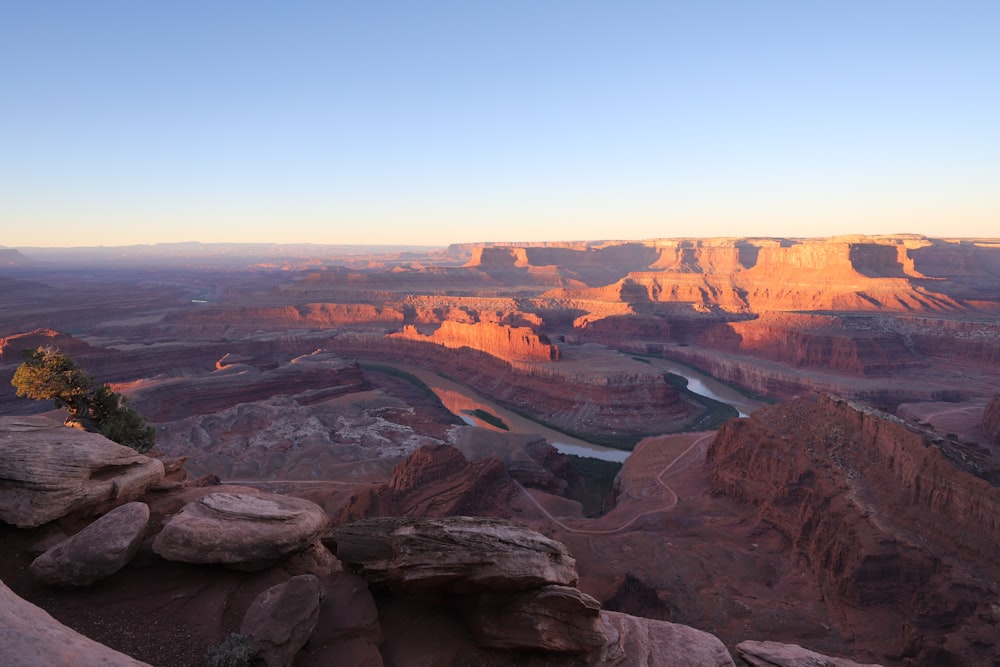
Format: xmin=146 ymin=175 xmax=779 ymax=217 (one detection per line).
xmin=11 ymin=347 xmax=155 ymax=453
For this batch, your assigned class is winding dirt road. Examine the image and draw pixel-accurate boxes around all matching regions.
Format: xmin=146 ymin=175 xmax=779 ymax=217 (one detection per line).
xmin=517 ymin=432 xmax=716 ymax=535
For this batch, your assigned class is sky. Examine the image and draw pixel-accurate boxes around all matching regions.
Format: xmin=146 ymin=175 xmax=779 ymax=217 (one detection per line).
xmin=2 ymin=1 xmax=997 ymax=247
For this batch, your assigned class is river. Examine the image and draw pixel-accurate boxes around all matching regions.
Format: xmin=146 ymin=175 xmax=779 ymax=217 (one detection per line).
xmin=376 ymin=361 xmax=762 ymax=462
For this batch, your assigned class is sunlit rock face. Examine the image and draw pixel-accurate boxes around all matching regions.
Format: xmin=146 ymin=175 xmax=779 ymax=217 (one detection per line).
xmin=707 ymin=394 xmax=1000 ymax=666
xmin=391 ymin=320 xmax=560 ymax=362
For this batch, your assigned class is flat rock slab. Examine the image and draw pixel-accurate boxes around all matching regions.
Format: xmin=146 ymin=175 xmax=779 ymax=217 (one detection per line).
xmin=31 ymin=501 xmax=150 ymax=587
xmin=152 ymin=491 xmax=329 ymax=568
xmin=330 ymin=516 xmax=577 ymax=594
xmin=0 ymin=578 xmax=152 ymax=666
xmin=736 ymin=640 xmax=885 ymax=667
xmin=0 ymin=416 xmax=165 ymax=528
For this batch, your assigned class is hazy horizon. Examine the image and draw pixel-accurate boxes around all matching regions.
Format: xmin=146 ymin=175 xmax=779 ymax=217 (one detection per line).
xmin=3 ymin=2 xmax=997 ymax=247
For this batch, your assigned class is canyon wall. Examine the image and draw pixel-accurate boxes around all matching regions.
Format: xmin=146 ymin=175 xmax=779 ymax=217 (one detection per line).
xmin=328 ymin=333 xmax=700 ymax=441
xmin=390 ymin=321 xmax=560 ymax=362
xmin=697 ymin=313 xmax=924 ymax=376
xmin=707 ymin=394 xmax=1000 ymax=665
xmin=984 ymin=394 xmax=1000 ymax=445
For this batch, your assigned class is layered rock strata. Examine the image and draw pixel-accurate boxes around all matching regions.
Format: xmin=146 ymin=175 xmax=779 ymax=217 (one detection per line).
xmin=390 ymin=320 xmax=560 ymax=362
xmin=337 ymin=444 xmax=518 ymax=521
xmin=330 ymin=516 xmax=578 ymax=594
xmin=0 ymin=416 xmax=164 ymax=528
xmin=707 ymin=394 xmax=1000 ymax=666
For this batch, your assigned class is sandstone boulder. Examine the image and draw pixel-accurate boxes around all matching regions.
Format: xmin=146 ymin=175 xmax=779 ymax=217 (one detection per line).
xmin=330 ymin=516 xmax=577 ymax=593
xmin=240 ymin=574 xmax=323 ymax=667
xmin=152 ymin=491 xmax=329 ymax=569
xmin=471 ymin=584 xmax=605 ymax=652
xmin=598 ymin=611 xmax=736 ymax=667
xmin=0 ymin=416 xmax=165 ymax=528
xmin=30 ymin=501 xmax=149 ymax=587
xmin=0 ymin=578 xmax=152 ymax=666
xmin=293 ymin=572 xmax=383 ymax=667
xmin=735 ymin=640 xmax=884 ymax=667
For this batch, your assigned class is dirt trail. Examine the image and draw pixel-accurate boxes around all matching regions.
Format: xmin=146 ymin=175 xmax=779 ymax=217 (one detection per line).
xmin=517 ymin=432 xmax=716 ymax=535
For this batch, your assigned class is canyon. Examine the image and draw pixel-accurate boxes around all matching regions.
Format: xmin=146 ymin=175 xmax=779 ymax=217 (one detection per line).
xmin=1 ymin=234 xmax=999 ymax=666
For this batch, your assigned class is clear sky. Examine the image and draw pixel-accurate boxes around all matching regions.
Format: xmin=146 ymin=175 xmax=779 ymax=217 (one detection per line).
xmin=2 ymin=1 xmax=997 ymax=247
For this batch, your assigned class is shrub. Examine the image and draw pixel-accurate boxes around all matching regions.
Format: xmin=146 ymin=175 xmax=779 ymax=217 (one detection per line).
xmin=11 ymin=347 xmax=156 ymax=453
xmin=205 ymin=633 xmax=259 ymax=667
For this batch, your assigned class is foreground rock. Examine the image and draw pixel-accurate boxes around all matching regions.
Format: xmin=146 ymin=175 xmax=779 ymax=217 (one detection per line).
xmin=152 ymin=491 xmax=329 ymax=569
xmin=471 ymin=585 xmax=605 ymax=652
xmin=240 ymin=574 xmax=323 ymax=667
xmin=736 ymin=640 xmax=884 ymax=667
xmin=0 ymin=416 xmax=165 ymax=528
xmin=599 ymin=611 xmax=736 ymax=667
xmin=330 ymin=516 xmax=578 ymax=593
xmin=30 ymin=502 xmax=149 ymax=587
xmin=0 ymin=578 xmax=152 ymax=666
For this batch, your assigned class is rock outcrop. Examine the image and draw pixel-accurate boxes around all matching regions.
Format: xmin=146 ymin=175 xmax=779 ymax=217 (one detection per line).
xmin=331 ymin=515 xmax=737 ymax=666
xmin=707 ymin=394 xmax=1000 ymax=666
xmin=240 ymin=574 xmax=323 ymax=667
xmin=152 ymin=491 xmax=329 ymax=569
xmin=735 ymin=640 xmax=885 ymax=667
xmin=0 ymin=578 xmax=152 ymax=666
xmin=0 ymin=416 xmax=165 ymax=528
xmin=391 ymin=320 xmax=560 ymax=362
xmin=30 ymin=501 xmax=149 ymax=587
xmin=600 ymin=611 xmax=736 ymax=667
xmin=337 ymin=444 xmax=518 ymax=521
xmin=330 ymin=516 xmax=578 ymax=594
xmin=983 ymin=394 xmax=1000 ymax=445
xmin=470 ymin=584 xmax=606 ymax=652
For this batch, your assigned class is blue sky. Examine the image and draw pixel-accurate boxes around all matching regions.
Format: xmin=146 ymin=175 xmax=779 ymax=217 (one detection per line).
xmin=2 ymin=1 xmax=997 ymax=247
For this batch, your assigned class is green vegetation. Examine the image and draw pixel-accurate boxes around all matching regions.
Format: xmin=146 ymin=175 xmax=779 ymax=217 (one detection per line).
xmin=463 ymin=408 xmax=510 ymax=430
xmin=11 ymin=347 xmax=155 ymax=453
xmin=566 ymin=454 xmax=623 ymax=517
xmin=205 ymin=633 xmax=259 ymax=667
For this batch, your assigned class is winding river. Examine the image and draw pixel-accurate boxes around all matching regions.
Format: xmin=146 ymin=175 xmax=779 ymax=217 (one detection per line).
xmin=378 ymin=360 xmax=762 ymax=463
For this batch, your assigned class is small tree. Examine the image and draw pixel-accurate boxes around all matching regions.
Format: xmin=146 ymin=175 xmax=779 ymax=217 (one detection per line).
xmin=90 ymin=384 xmax=156 ymax=453
xmin=11 ymin=347 xmax=93 ymax=423
xmin=11 ymin=347 xmax=155 ymax=453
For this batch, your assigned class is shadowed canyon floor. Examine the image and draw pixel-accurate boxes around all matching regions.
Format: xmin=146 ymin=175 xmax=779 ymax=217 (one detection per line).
xmin=2 ymin=235 xmax=1000 ymax=666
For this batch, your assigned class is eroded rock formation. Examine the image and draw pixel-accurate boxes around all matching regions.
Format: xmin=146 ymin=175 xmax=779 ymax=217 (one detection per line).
xmin=337 ymin=444 xmax=518 ymax=521
xmin=0 ymin=416 xmax=165 ymax=528
xmin=330 ymin=516 xmax=578 ymax=594
xmin=152 ymin=491 xmax=329 ymax=569
xmin=707 ymin=394 xmax=1000 ymax=666
xmin=391 ymin=320 xmax=560 ymax=362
